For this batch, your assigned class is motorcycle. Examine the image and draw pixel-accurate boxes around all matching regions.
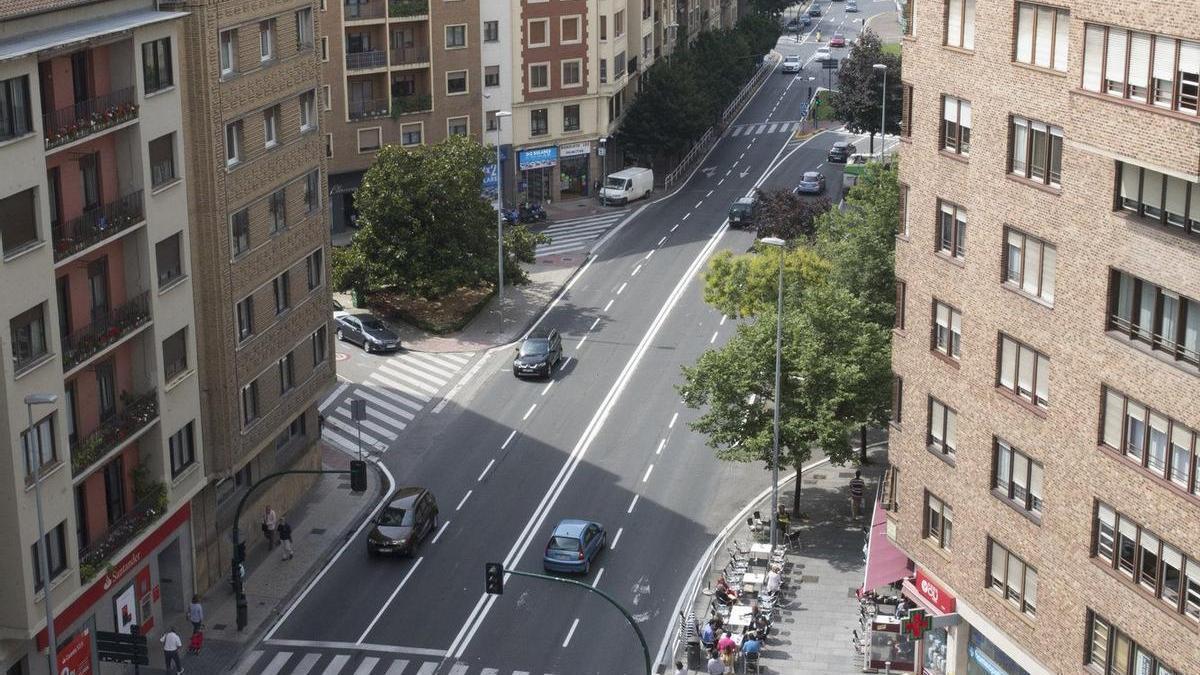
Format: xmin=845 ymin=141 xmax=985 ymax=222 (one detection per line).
xmin=502 ymin=207 xmax=521 ymax=227
xmin=519 ymin=201 xmax=548 ymax=223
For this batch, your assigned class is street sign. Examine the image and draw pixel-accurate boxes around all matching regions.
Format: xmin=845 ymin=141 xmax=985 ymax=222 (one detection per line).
xmin=95 ymin=629 xmax=148 ymax=665
xmin=350 ymin=398 xmax=367 ymax=421
xmin=822 ymin=58 xmax=838 ymax=70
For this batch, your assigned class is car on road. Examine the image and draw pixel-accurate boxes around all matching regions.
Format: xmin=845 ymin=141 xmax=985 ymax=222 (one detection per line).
xmin=827 ymin=141 xmax=856 ymax=162
xmin=800 ymin=14 xmax=812 ymax=27
xmin=830 ymin=33 xmax=846 ymax=47
xmin=793 ymin=171 xmax=828 ymax=195
xmin=728 ymin=196 xmax=759 ymax=228
xmin=808 ymin=4 xmax=822 ymax=16
xmin=513 ymin=329 xmax=563 ymax=378
xmin=332 ymin=297 xmax=349 ymax=320
xmin=813 ymin=46 xmax=833 ymax=63
xmin=543 ymin=519 xmax=606 ymax=574
xmin=781 ymin=54 xmax=803 ymax=73
xmin=846 ymin=0 xmax=859 ymax=11
xmin=786 ymin=18 xmax=801 ymax=32
xmin=367 ymin=487 xmax=439 ymax=557
xmin=336 ymin=313 xmax=401 ymax=353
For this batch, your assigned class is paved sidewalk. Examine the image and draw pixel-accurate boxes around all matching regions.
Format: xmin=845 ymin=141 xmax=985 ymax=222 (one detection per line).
xmin=866 ymin=9 xmax=903 ymax=43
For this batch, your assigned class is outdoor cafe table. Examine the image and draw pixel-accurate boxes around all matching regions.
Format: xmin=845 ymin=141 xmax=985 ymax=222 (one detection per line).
xmin=727 ymin=603 xmax=756 ymax=629
xmin=747 ymin=543 xmax=774 ymax=562
xmin=740 ymin=571 xmax=766 ymax=593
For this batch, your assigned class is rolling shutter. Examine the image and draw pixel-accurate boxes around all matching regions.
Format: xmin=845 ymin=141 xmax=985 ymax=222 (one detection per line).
xmin=962 ymin=0 xmax=975 ymax=50
xmin=1106 ymin=29 xmax=1128 ymax=87
xmin=946 ymin=0 xmax=962 ymax=48
xmin=1153 ymin=36 xmax=1176 ymax=83
xmin=1035 ymin=7 xmax=1054 ymax=68
xmin=1016 ymin=4 xmax=1035 ymax=63
xmin=1128 ymin=33 xmax=1151 ymax=100
xmin=1053 ymin=10 xmax=1069 ymax=72
xmin=1083 ymin=25 xmax=1104 ymax=91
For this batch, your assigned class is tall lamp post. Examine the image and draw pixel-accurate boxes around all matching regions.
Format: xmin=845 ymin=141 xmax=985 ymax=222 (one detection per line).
xmin=494 ymin=110 xmax=512 ymax=335
xmin=873 ymin=63 xmax=887 ymax=158
xmin=25 ymin=393 xmax=59 ymax=673
xmin=759 ymin=237 xmax=786 ymax=549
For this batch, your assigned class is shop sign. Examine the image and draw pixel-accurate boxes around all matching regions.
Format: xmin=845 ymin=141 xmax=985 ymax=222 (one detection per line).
xmin=914 ymin=568 xmax=956 ymax=614
xmin=483 ymin=163 xmax=499 ymax=194
xmin=967 ymin=627 xmax=1031 ymax=675
xmin=559 ymin=141 xmax=592 ymax=158
xmin=518 ymin=146 xmax=558 ymax=170
xmin=58 ymin=629 xmax=92 ymax=675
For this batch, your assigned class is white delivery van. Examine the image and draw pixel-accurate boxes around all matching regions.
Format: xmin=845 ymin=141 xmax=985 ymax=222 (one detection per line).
xmin=600 ymin=167 xmax=653 ymax=205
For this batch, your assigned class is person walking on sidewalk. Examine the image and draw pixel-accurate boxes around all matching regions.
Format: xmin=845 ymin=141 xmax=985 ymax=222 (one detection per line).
xmin=278 ymin=516 xmax=294 ymax=560
xmin=161 ymin=626 xmax=184 ymax=674
xmin=849 ymin=470 xmax=866 ymax=519
xmin=186 ymin=595 xmax=203 ymax=631
xmin=262 ymin=505 xmax=278 ymax=550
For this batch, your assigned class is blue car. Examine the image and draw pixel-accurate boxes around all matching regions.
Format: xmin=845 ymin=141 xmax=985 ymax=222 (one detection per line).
xmin=543 ymin=519 xmax=606 ymax=574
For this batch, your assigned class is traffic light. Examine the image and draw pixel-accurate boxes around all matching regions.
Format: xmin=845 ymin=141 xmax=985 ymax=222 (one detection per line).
xmin=484 ymin=562 xmax=504 ymax=595
xmin=349 ymin=460 xmax=367 ymax=492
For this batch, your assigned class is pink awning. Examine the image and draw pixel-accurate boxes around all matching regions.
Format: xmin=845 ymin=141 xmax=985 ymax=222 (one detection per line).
xmin=859 ymin=496 xmax=911 ymax=596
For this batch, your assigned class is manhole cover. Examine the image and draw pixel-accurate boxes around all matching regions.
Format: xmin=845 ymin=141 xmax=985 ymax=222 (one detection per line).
xmin=310 ymin=528 xmax=326 ymax=535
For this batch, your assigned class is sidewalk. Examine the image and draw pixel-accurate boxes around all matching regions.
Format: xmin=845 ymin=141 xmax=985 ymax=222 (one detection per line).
xmin=145 ymin=443 xmax=385 ymax=674
xmin=866 ymin=9 xmax=902 ymax=44
xmin=684 ymin=443 xmax=890 ymax=674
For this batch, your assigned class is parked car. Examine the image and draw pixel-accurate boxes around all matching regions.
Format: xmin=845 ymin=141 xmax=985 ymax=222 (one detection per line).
xmin=332 ymin=297 xmax=349 ymax=320
xmin=513 ymin=329 xmax=563 ymax=378
xmin=543 ymin=519 xmax=606 ymax=574
xmin=336 ymin=313 xmax=401 ymax=353
xmin=793 ymin=171 xmax=828 ymax=195
xmin=781 ymin=54 xmax=803 ymax=73
xmin=808 ymin=4 xmax=822 ymax=16
xmin=846 ymin=0 xmax=859 ymax=11
xmin=800 ymin=14 xmax=812 ymax=27
xmin=830 ymin=33 xmax=846 ymax=47
xmin=814 ymin=46 xmax=833 ymax=63
xmin=728 ymin=196 xmax=758 ymax=228
xmin=827 ymin=141 xmax=856 ymax=163
xmin=786 ymin=18 xmax=801 ymax=32
xmin=366 ymin=488 xmax=439 ymax=557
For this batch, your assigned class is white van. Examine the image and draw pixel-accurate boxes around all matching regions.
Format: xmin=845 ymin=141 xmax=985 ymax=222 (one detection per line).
xmin=600 ymin=167 xmax=653 ymax=205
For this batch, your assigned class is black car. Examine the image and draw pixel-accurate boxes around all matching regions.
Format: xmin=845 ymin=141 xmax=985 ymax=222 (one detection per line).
xmin=513 ymin=329 xmax=563 ymax=377
xmin=336 ymin=313 xmax=401 ymax=353
xmin=827 ymin=141 xmax=856 ymax=163
xmin=728 ymin=196 xmax=758 ymax=228
xmin=808 ymin=4 xmax=822 ymax=16
xmin=367 ymin=487 xmax=439 ymax=556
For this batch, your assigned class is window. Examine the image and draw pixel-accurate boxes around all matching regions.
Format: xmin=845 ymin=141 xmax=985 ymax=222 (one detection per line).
xmin=219 ymin=29 xmax=237 ymax=76
xmin=483 ymin=20 xmax=499 ymax=42
xmin=304 ymin=171 xmax=320 ymax=214
xmin=1108 ymin=269 xmax=1200 ymax=368
xmin=1087 ymin=612 xmax=1181 ymax=674
xmin=0 ymin=188 xmax=39 ymax=255
xmin=0 ymin=75 xmax=32 ymax=140
xmin=898 ymin=183 xmax=910 ymax=236
xmin=307 ymin=249 xmax=323 ymax=290
xmin=275 ymin=414 xmax=305 ymax=450
xmin=300 ymin=91 xmax=316 ymax=131
xmin=563 ymin=104 xmax=580 ymax=132
xmin=599 ymin=15 xmax=607 ymax=41
xmin=600 ymin=58 xmax=608 ymax=83
xmin=997 ymin=334 xmax=1049 ymax=407
xmin=923 ymin=492 xmax=953 ymax=549
xmin=236 ymin=296 xmax=254 ymax=341
xmin=527 ymin=19 xmax=548 ymax=47
xmin=312 ymin=325 xmax=328 ymax=365
xmin=1002 ymin=228 xmax=1056 ymax=304
xmin=1101 ymin=387 xmax=1198 ymax=495
xmin=944 ymin=0 xmax=975 ymax=50
xmin=231 ymin=209 xmax=250 ymax=256
xmin=988 ymin=540 xmax=1037 ymax=616
xmin=894 ymin=280 xmax=906 ymax=329
xmin=273 ymin=271 xmax=290 ymax=314
xmin=269 ymin=189 xmax=287 ymax=233
xmin=401 ymin=123 xmax=422 ymax=146
xmin=156 ymin=233 xmax=183 ymax=286
xmin=278 ymin=351 xmax=295 ymax=394
xmin=562 ymin=59 xmax=582 ymax=87
xmin=259 ymin=19 xmax=275 ymax=61
xmin=614 ymin=9 xmax=625 ymax=37
xmin=529 ymin=63 xmax=549 ymax=90
xmin=225 ymin=120 xmax=243 ymax=166
xmin=902 ymin=0 xmax=915 ymax=36
xmin=1094 ymin=502 xmax=1200 ymax=619
xmin=296 ymin=8 xmax=313 ymax=48
xmin=486 ymin=110 xmax=498 ymax=131
xmin=10 ymin=304 xmax=47 ymax=370
xmin=446 ymin=24 xmax=466 ymax=49
xmin=357 ymin=127 xmax=381 ymax=152
xmin=614 ymin=52 xmax=626 ymax=77
xmin=927 ymin=397 xmax=957 ymax=459
xmin=900 ymin=83 xmax=913 ymax=138
xmin=940 ymin=96 xmax=971 ymax=155
xmin=447 ymin=116 xmax=468 ymax=136
xmin=1009 ymin=116 xmax=1062 ymax=187
xmin=1084 ymin=25 xmax=1199 ymax=113
xmin=324 ymin=133 xmax=332 ymax=158
xmin=644 ymin=34 xmax=653 ymax=61
xmin=264 ymin=105 xmax=279 ymax=147
xmin=992 ymin=438 xmax=1043 ymax=516
xmin=163 ymin=328 xmax=187 ymax=381
xmin=1014 ymin=3 xmax=1068 ymax=71
xmin=142 ymin=38 xmax=173 ymax=93
xmin=149 ymin=133 xmax=177 ymax=188
xmin=531 ymin=108 xmax=548 ymax=136
xmin=31 ymin=523 xmax=67 ymax=591
xmin=561 ymin=16 xmax=581 ymax=43
xmin=1116 ymin=161 xmax=1200 ymax=236
xmin=21 ymin=413 xmax=56 ymax=479
xmin=930 ymin=300 xmax=961 ymax=360
xmin=241 ymin=380 xmax=259 ymax=425
xmin=446 ymin=70 xmax=467 ymax=95
xmin=167 ymin=422 xmax=195 ymax=478
xmin=890 ymin=376 xmax=903 ymax=424
xmin=321 ymin=36 xmax=329 ymax=62
xmin=936 ymin=200 xmax=967 ymax=259
xmin=484 ymin=65 xmax=500 ymax=87
xmin=322 ymin=85 xmax=331 ymax=111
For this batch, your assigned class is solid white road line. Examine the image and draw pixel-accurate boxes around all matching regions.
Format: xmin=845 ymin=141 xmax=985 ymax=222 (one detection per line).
xmin=617 ymin=282 xmax=627 ymax=295
xmin=562 ymin=618 xmax=580 ymax=647
xmin=604 ymin=299 xmax=614 ymax=312
xmin=523 ymin=404 xmax=537 ymax=420
xmin=593 ymin=567 xmax=605 ymax=588
xmin=642 ymin=464 xmax=655 ymax=482
xmin=263 ymin=639 xmax=444 ymax=658
xmin=456 ymin=491 xmax=472 ymax=511
xmin=611 ymin=527 xmax=623 ymax=550
xmin=627 ymin=494 xmax=640 ymax=514
xmin=656 ymin=439 xmax=666 ymax=455
xmin=431 ymin=520 xmax=450 ymax=544
xmin=669 ymin=412 xmax=678 ymax=428
xmin=478 ymin=459 xmax=495 ymax=481
xmin=357 ymin=557 xmax=424 ymax=643
xmin=501 ymin=429 xmax=517 ymax=449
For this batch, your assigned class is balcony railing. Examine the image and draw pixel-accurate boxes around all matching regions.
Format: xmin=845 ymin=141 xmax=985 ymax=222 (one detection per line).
xmin=348 ymin=97 xmax=391 ymax=121
xmin=392 ymin=93 xmax=432 ymax=117
xmin=78 ymin=487 xmax=167 ymax=582
xmin=61 ymin=291 xmax=151 ymax=371
xmin=346 ymin=50 xmax=387 ymax=70
xmin=389 ymin=0 xmax=428 ymax=18
xmin=52 ymin=190 xmax=145 ymax=262
xmin=43 ymin=86 xmax=139 ymax=151
xmin=344 ymin=1 xmax=385 ymax=19
xmin=390 ymin=45 xmax=430 ymax=66
xmin=71 ymin=389 xmax=158 ymax=476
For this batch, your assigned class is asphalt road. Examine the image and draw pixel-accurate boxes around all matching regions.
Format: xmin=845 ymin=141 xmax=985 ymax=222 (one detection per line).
xmin=247 ymin=5 xmax=891 ymax=674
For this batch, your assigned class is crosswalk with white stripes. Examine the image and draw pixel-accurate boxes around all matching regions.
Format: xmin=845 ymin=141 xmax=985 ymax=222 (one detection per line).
xmin=236 ymin=646 xmax=556 ymax=675
xmin=728 ymin=120 xmax=803 ymax=137
xmin=534 ymin=209 xmax=628 ymax=257
xmin=320 ymin=350 xmax=472 ymax=454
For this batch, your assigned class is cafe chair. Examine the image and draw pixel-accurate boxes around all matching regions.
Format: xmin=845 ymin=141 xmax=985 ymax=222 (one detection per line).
xmin=744 ymin=651 xmax=761 ymax=674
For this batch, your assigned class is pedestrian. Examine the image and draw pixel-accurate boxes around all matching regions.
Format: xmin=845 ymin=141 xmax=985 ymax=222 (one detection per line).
xmin=706 ymin=650 xmax=725 ymax=675
xmin=675 ymin=659 xmax=688 ymax=675
xmin=262 ymin=505 xmax=278 ymax=550
xmin=717 ymin=631 xmax=737 ymax=671
xmin=160 ymin=626 xmax=184 ymax=674
xmin=742 ymin=633 xmax=762 ymax=655
xmin=766 ymin=564 xmax=783 ymax=595
xmin=701 ymin=619 xmax=716 ymax=646
xmin=776 ymin=504 xmax=791 ymax=539
xmin=849 ymin=470 xmax=866 ymax=519
xmin=186 ymin=595 xmax=203 ymax=631
xmin=278 ymin=516 xmax=294 ymax=560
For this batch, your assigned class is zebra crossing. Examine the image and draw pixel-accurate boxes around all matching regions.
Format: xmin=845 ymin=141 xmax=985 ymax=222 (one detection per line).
xmin=236 ymin=645 xmax=557 ymax=675
xmin=534 ymin=209 xmax=628 ymax=257
xmin=728 ymin=120 xmax=803 ymax=137
xmin=319 ymin=350 xmax=473 ymax=454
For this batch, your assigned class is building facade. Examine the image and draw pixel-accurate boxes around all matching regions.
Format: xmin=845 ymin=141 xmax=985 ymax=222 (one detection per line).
xmin=887 ymin=1 xmax=1199 ymax=674
xmin=0 ymin=2 xmax=204 ymax=673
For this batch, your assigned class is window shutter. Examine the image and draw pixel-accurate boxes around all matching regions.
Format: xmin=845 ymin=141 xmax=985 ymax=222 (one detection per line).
xmin=1142 ymin=170 xmax=1164 ymax=211
xmin=1102 ymin=390 xmax=1123 ymax=448
xmin=1119 ymin=162 xmax=1140 ymax=204
xmin=1016 ymin=4 xmax=1035 ymax=63
xmin=943 ymin=96 xmax=957 ymax=122
xmin=1053 ymin=10 xmax=1069 ymax=72
xmin=1106 ymin=29 xmax=1128 ymax=86
xmin=1164 ymin=176 xmax=1188 ymax=225
xmin=950 ymin=310 xmax=961 ymax=338
xmin=946 ymin=0 xmax=962 ymax=47
xmin=1083 ymin=25 xmax=1104 ymax=90
xmin=1040 ymin=245 xmax=1055 ymax=302
xmin=1035 ymin=7 xmax=1053 ymax=68
xmin=1153 ymin=36 xmax=1176 ymax=82
xmin=960 ymin=100 xmax=972 ymax=128
xmin=1188 ymin=182 xmax=1200 ymax=231
xmin=962 ymin=0 xmax=975 ymax=50
xmin=1180 ymin=41 xmax=1200 ymax=75
xmin=1128 ymin=33 xmax=1151 ymax=92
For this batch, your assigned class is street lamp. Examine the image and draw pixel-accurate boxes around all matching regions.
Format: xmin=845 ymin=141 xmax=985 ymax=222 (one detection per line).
xmin=873 ymin=63 xmax=887 ymax=158
xmin=494 ymin=110 xmax=512 ymax=336
xmin=759 ymin=237 xmax=786 ymax=550
xmin=25 ymin=393 xmax=59 ymax=673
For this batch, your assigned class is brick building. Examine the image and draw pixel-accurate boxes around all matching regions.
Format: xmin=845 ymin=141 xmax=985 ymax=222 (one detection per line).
xmin=883 ymin=1 xmax=1199 ymax=674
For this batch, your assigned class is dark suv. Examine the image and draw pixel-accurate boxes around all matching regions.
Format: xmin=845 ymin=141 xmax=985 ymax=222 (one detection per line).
xmin=728 ymin=196 xmax=758 ymax=228
xmin=367 ymin=488 xmax=439 ymax=557
xmin=513 ymin=329 xmax=563 ymax=378
xmin=827 ymin=141 xmax=856 ymax=163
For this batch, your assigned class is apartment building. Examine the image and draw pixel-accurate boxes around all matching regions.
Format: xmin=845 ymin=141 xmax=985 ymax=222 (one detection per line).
xmin=881 ymin=1 xmax=1200 ymax=674
xmin=322 ymin=0 xmax=482 ymax=228
xmin=481 ymin=0 xmax=514 ymax=204
xmin=170 ymin=0 xmax=335 ymax=593
xmin=0 ymin=2 xmax=204 ymax=673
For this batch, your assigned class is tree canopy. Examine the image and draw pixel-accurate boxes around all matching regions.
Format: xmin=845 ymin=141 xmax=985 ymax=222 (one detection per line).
xmin=830 ymin=30 xmax=903 ymax=141
xmin=755 ymin=188 xmax=832 ymax=242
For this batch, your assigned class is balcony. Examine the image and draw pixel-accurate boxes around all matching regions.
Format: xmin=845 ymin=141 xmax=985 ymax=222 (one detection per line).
xmin=344 ymin=0 xmax=385 ymax=20
xmin=392 ymin=93 xmax=432 ymax=116
xmin=61 ymin=292 xmax=151 ymax=372
xmin=348 ymin=97 xmax=391 ymax=121
xmin=43 ymin=87 xmax=139 ymax=151
xmin=78 ymin=485 xmax=167 ymax=582
xmin=389 ymin=0 xmax=428 ymax=19
xmin=391 ymin=45 xmax=430 ymax=67
xmin=346 ymin=50 xmax=388 ymax=70
xmin=71 ymin=389 xmax=158 ymax=477
xmin=52 ymin=190 xmax=145 ymax=263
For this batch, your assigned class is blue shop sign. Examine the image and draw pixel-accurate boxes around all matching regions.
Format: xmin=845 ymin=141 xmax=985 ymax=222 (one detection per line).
xmin=519 ymin=146 xmax=558 ymax=170
xmin=966 ymin=627 xmax=1030 ymax=675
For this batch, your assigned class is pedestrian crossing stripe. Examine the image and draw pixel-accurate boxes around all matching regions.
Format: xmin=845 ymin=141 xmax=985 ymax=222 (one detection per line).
xmin=237 ymin=647 xmax=560 ymax=675
xmin=535 ymin=210 xmax=628 ymax=256
xmin=730 ymin=121 xmax=801 ymax=136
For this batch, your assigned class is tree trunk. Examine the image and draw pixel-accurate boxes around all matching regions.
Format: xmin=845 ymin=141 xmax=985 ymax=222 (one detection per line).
xmin=859 ymin=423 xmax=869 ymax=463
xmin=868 ymin=131 xmax=875 ymax=155
xmin=792 ymin=463 xmax=803 ymax=517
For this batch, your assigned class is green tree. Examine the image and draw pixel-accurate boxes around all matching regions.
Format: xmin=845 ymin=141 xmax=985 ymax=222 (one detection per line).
xmin=346 ymin=135 xmax=541 ymax=299
xmin=830 ymin=29 xmax=903 ymax=154
xmin=703 ymin=245 xmax=829 ymax=319
xmin=612 ymin=58 xmax=711 ymax=167
xmin=755 ymin=188 xmax=833 ymax=242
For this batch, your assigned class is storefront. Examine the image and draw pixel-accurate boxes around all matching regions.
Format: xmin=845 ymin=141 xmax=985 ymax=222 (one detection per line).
xmin=518 ymin=145 xmax=557 ymax=204
xmin=557 ymin=141 xmax=592 ymax=197
xmin=965 ymin=627 xmax=1031 ymax=675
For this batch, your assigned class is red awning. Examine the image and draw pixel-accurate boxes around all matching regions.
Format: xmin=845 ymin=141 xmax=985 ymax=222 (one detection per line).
xmin=859 ymin=496 xmax=911 ymax=596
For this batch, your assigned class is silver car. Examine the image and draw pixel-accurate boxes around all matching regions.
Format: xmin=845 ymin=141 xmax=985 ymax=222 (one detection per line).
xmin=781 ymin=55 xmax=803 ymax=73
